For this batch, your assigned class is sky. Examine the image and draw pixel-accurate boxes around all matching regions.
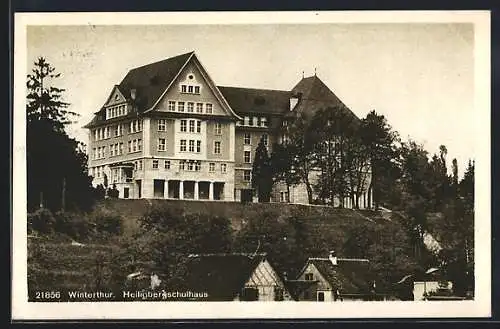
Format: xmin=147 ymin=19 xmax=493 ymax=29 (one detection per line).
xmin=26 ymin=21 xmax=475 ymax=177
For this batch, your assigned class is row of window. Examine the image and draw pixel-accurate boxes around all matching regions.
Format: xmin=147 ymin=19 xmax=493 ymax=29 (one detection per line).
xmin=149 ymin=159 xmax=228 ymax=173
xmin=94 ymin=120 xmax=142 ymax=141
xmin=167 ymin=100 xmax=213 ymax=114
xmin=90 ymin=166 xmax=105 ymax=178
xmin=92 ymin=139 xmax=143 ymax=159
xmin=106 ymin=104 xmax=127 ymax=120
xmin=180 ymin=84 xmax=201 ymax=95
xmin=237 ymin=116 xmax=268 ymax=127
xmin=243 ymin=133 xmax=268 ymax=146
xmin=179 ymin=139 xmax=202 ymax=153
xmin=180 ymin=119 xmax=202 ymax=133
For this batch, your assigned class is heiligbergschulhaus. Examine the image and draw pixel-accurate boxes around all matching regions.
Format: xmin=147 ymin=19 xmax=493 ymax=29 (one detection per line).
xmin=84 ymin=51 xmax=373 ymax=208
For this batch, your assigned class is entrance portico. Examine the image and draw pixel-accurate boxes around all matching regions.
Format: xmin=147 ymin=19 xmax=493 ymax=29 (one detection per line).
xmin=162 ymin=180 xmax=224 ymax=200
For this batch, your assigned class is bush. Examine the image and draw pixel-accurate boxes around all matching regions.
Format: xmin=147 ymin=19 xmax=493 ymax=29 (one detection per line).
xmin=93 ymin=211 xmax=123 ymax=236
xmin=28 ymin=208 xmax=56 ymax=234
xmin=53 ymin=211 xmax=93 ymax=241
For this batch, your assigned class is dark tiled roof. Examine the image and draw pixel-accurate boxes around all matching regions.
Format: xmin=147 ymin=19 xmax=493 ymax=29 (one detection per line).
xmin=218 ymin=86 xmax=291 ymax=115
xmin=309 ymin=258 xmax=374 ymax=295
xmin=84 ymin=52 xmax=193 ymax=128
xmin=289 ymin=76 xmax=359 ymax=122
xmin=119 ymin=51 xmax=194 ymax=111
xmin=184 ymin=253 xmax=267 ymax=301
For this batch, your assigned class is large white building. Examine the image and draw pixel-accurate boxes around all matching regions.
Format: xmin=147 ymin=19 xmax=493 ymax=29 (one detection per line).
xmin=85 ymin=51 xmax=373 ymax=208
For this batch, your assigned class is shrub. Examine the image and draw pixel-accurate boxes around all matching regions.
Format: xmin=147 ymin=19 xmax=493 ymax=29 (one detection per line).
xmin=53 ymin=211 xmax=93 ymax=241
xmin=94 ymin=211 xmax=123 ymax=236
xmin=28 ymin=208 xmax=56 ymax=234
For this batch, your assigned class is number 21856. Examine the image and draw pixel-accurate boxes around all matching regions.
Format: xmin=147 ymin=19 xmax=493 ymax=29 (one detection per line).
xmin=35 ymin=291 xmax=61 ymax=300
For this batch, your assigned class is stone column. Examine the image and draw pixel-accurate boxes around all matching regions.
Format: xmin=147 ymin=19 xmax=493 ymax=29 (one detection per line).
xmin=194 ymin=181 xmax=199 ymax=200
xmin=164 ymin=180 xmax=169 ymax=199
xmin=179 ymin=180 xmax=184 ymax=200
xmin=209 ymin=182 xmax=214 ymax=200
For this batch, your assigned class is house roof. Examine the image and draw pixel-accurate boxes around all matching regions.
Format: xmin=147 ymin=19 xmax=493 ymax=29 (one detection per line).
xmin=284 ymin=279 xmax=318 ymax=301
xmin=183 ymin=253 xmax=269 ymax=301
xmin=287 ymin=75 xmax=359 ymax=123
xmin=306 ymin=257 xmax=374 ymax=295
xmin=119 ymin=51 xmax=194 ymax=111
xmin=218 ymin=86 xmax=291 ymax=115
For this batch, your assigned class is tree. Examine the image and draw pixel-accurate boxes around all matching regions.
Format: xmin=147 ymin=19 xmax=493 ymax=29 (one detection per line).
xmin=359 ymin=110 xmax=400 ymax=209
xmin=251 ymin=136 xmax=273 ymax=202
xmin=27 ymin=57 xmax=95 ymax=212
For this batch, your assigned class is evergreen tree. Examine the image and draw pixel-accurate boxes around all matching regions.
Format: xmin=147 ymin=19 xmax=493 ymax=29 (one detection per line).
xmin=251 ymin=136 xmax=273 ymax=202
xmin=27 ymin=57 xmax=95 ymax=212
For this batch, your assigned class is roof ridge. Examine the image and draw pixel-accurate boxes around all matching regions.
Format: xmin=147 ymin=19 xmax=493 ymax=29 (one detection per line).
xmin=127 ymin=51 xmax=194 ymax=72
xmin=218 ymin=85 xmax=290 ymax=93
xmin=188 ymin=252 xmax=267 ymax=258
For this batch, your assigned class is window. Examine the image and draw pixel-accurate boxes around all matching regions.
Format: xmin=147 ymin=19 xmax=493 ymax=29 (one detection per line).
xmin=181 ymin=85 xmax=187 ymax=93
xmin=248 ymin=117 xmax=254 ymax=126
xmin=214 ymin=141 xmax=221 ymax=154
xmin=317 ymin=292 xmax=325 ymax=302
xmin=243 ymin=170 xmax=251 ymax=181
xmin=92 ymin=148 xmax=96 ymax=160
xmin=158 ymin=138 xmax=166 ymax=151
xmin=189 ymin=120 xmax=195 ymax=133
xmin=240 ymin=288 xmax=259 ymax=301
xmin=215 ymin=122 xmax=222 ymax=135
xmin=138 ymin=139 xmax=142 ymax=151
xmin=196 ymin=140 xmax=201 ymax=153
xmin=105 ymin=126 xmax=110 ymax=139
xmin=196 ymin=120 xmax=201 ymax=133
xmin=261 ymin=117 xmax=268 ymax=127
xmin=165 ymin=160 xmax=171 ymax=169
xmin=189 ymin=140 xmax=195 ymax=152
xmin=188 ymin=85 xmax=193 ymax=93
xmin=152 ymin=160 xmax=159 ymax=169
xmin=196 ymin=103 xmax=203 ymax=113
xmin=138 ymin=160 xmax=143 ymax=170
xmin=179 ymin=160 xmax=185 ymax=171
xmin=187 ymin=161 xmax=194 ymax=171
xmin=206 ymin=103 xmax=213 ymax=114
xmin=114 ymin=124 xmax=120 ymax=137
xmin=280 ymin=191 xmax=290 ymax=203
xmin=168 ymin=101 xmax=176 ymax=111
xmin=221 ymin=163 xmax=227 ymax=173
xmin=158 ymin=119 xmax=166 ymax=131
xmin=180 ymin=139 xmax=187 ymax=152
xmin=119 ymin=143 xmax=123 ymax=155
xmin=180 ymin=120 xmax=187 ymax=132
xmin=244 ymin=151 xmax=251 ymax=163
xmin=187 ymin=102 xmax=194 ymax=112
xmin=262 ymin=134 xmax=268 ymax=147
xmin=274 ymin=287 xmax=284 ymax=301
xmin=129 ymin=119 xmax=142 ymax=133
xmin=305 ymin=273 xmax=313 ymax=281
xmin=132 ymin=140 xmax=137 ymax=152
xmin=244 ymin=116 xmax=250 ymax=126
xmin=195 ymin=161 xmax=201 ymax=171
xmin=178 ymin=101 xmax=185 ymax=112
xmin=194 ymin=86 xmax=200 ymax=94
xmin=128 ymin=141 xmax=132 ymax=153
xmin=209 ymin=163 xmax=215 ymax=172
xmin=244 ymin=134 xmax=251 ymax=145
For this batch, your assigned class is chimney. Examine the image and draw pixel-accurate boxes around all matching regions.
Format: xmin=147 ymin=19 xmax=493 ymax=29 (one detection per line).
xmin=329 ymin=250 xmax=338 ymax=265
xmin=130 ymin=88 xmax=137 ymax=101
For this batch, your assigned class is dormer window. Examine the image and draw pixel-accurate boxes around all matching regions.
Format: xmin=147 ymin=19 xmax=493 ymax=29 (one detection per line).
xmin=106 ymin=104 xmax=127 ymax=120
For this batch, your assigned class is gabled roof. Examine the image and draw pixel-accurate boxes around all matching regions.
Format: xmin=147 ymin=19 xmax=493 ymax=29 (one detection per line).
xmin=303 ymin=257 xmax=374 ymax=295
xmin=183 ymin=253 xmax=268 ymax=301
xmin=218 ymin=86 xmax=291 ymax=115
xmin=288 ymin=75 xmax=359 ymax=122
xmin=119 ymin=51 xmax=194 ymax=111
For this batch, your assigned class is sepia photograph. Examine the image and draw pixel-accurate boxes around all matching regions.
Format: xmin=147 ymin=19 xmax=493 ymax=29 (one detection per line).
xmin=12 ymin=11 xmax=490 ymax=319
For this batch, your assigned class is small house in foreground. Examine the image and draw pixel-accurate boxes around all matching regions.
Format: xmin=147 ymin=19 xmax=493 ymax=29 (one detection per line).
xmin=184 ymin=253 xmax=293 ymax=301
xmin=295 ymin=251 xmax=383 ymax=301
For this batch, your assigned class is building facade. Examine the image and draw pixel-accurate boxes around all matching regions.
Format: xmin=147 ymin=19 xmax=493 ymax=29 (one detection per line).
xmin=85 ymin=51 xmax=373 ymax=207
